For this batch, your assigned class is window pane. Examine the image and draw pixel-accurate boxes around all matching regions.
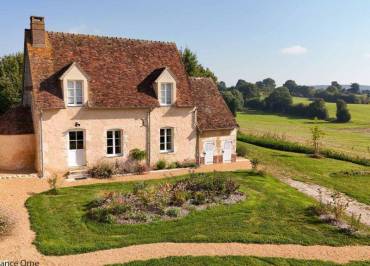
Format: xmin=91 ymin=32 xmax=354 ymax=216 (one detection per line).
xmin=166 ymin=86 xmax=172 ymax=104
xmin=68 ymin=97 xmax=74 ymax=104
xmin=77 ymin=140 xmax=84 ymax=149
xmin=115 ymin=131 xmax=121 ymax=139
xmin=68 ymin=89 xmax=75 ymax=97
xmin=76 ymin=131 xmax=83 ymax=140
xmin=69 ymin=132 xmax=76 ymax=140
xmin=107 ymin=147 xmax=113 ymax=154
xmin=76 ymin=88 xmax=82 ymax=97
xmin=70 ymin=141 xmax=76 ymax=150
xmin=76 ymin=96 xmax=83 ymax=104
xmin=75 ymin=81 xmax=83 ymax=89
xmin=107 ymin=139 xmax=113 ymax=146
xmin=67 ymin=81 xmax=74 ymax=89
xmin=115 ymin=138 xmax=120 ymax=146
xmin=107 ymin=131 xmax=113 ymax=138
xmin=160 ymin=143 xmax=165 ymax=151
xmin=160 ymin=129 xmax=165 ymax=136
xmin=115 ymin=146 xmax=121 ymax=154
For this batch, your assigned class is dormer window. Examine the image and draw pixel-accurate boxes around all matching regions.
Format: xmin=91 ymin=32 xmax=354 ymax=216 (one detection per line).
xmin=67 ymin=80 xmax=83 ymax=106
xmin=160 ymin=83 xmax=173 ymax=106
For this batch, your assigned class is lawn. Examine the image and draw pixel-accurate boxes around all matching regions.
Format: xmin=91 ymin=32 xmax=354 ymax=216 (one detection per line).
xmin=112 ymin=256 xmax=370 ymax=266
xmin=26 ymin=172 xmax=370 ymax=256
xmin=237 ymin=97 xmax=370 ymax=159
xmin=237 ymin=141 xmax=370 ymax=205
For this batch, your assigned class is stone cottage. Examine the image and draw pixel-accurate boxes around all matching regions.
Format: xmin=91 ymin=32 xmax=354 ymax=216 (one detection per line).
xmin=0 ymin=16 xmax=238 ymax=177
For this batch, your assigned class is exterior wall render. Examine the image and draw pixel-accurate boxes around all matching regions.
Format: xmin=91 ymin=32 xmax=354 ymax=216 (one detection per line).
xmin=198 ymin=128 xmax=237 ymax=164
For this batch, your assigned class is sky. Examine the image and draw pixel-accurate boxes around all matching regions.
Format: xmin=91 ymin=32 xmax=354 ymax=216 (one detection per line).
xmin=2 ymin=0 xmax=370 ymax=86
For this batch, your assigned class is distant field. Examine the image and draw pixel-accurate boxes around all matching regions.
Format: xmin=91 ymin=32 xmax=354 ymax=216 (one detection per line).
xmin=237 ymin=97 xmax=370 ymax=159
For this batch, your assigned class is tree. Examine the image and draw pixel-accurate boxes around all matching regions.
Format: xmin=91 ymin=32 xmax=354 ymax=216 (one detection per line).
xmin=180 ymin=48 xmax=217 ymax=82
xmin=348 ymin=83 xmax=360 ymax=94
xmin=217 ymin=81 xmax=227 ymax=91
xmin=255 ymin=78 xmax=276 ymax=95
xmin=336 ymin=99 xmax=351 ymax=123
xmin=0 ymin=53 xmax=23 ymax=114
xmin=311 ymin=118 xmax=325 ymax=157
xmin=264 ymin=87 xmax=292 ymax=112
xmin=237 ymin=82 xmax=259 ymax=100
xmin=222 ymin=89 xmax=244 ymax=116
xmin=235 ymin=79 xmax=248 ymax=90
xmin=283 ymin=80 xmax=298 ymax=93
xmin=331 ymin=81 xmax=342 ymax=92
xmin=307 ymin=99 xmax=329 ymax=120
xmin=326 ymin=85 xmax=339 ymax=94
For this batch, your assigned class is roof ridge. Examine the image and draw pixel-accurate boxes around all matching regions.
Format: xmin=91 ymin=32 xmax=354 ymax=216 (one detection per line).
xmin=46 ymin=31 xmax=176 ymax=45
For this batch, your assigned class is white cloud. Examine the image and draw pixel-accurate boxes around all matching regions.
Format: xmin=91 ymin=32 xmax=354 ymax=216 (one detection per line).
xmin=280 ymin=45 xmax=308 ymax=55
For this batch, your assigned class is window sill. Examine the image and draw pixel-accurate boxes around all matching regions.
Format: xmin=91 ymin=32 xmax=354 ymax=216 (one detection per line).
xmin=67 ymin=104 xmax=84 ymax=107
xmin=105 ymin=154 xmax=123 ymax=158
xmin=159 ymin=104 xmax=173 ymax=107
xmin=160 ymin=150 xmax=174 ymax=154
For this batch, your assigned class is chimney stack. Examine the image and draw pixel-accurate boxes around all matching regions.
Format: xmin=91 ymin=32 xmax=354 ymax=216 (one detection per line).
xmin=30 ymin=16 xmax=45 ymax=47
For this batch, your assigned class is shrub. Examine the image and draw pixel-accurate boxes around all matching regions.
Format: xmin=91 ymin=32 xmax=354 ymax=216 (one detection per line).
xmin=264 ymin=87 xmax=293 ymax=113
xmin=193 ymin=191 xmax=206 ymax=205
xmin=89 ymin=162 xmax=114 ymax=179
xmin=330 ymin=169 xmax=370 ymax=177
xmin=47 ymin=173 xmax=60 ymax=195
xmin=0 ymin=214 xmax=10 ymax=236
xmin=310 ymin=120 xmax=325 ymax=157
xmin=129 ymin=148 xmax=146 ymax=161
xmin=133 ymin=182 xmax=147 ymax=194
xmin=349 ymin=214 xmax=362 ymax=233
xmin=181 ymin=161 xmax=197 ymax=168
xmin=156 ymin=160 xmax=167 ymax=170
xmin=166 ymin=207 xmax=180 ymax=217
xmin=135 ymin=163 xmax=148 ymax=174
xmin=307 ymin=99 xmax=329 ymax=120
xmin=167 ymin=162 xmax=177 ymax=169
xmin=236 ymin=143 xmax=247 ymax=157
xmin=329 ymin=192 xmax=349 ymax=221
xmin=250 ymin=158 xmax=259 ymax=170
xmin=172 ymin=191 xmax=188 ymax=206
xmin=224 ymin=178 xmax=240 ymax=195
xmin=336 ymin=100 xmax=351 ymax=123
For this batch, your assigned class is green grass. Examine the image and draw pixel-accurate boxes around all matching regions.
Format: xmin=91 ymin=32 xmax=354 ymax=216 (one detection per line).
xmin=237 ymin=141 xmax=370 ymax=205
xmin=26 ymin=172 xmax=370 ymax=256
xmin=112 ymin=256 xmax=370 ymax=266
xmin=237 ymin=97 xmax=370 ymax=159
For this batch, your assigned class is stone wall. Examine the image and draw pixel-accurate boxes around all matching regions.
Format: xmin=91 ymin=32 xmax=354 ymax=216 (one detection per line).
xmin=0 ymin=134 xmax=35 ymax=171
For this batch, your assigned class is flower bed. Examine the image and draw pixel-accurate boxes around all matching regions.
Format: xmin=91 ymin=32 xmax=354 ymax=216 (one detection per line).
xmin=87 ymin=172 xmax=245 ymax=224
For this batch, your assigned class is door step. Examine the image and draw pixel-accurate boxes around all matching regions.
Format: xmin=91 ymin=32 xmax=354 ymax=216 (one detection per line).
xmin=67 ymin=167 xmax=90 ymax=180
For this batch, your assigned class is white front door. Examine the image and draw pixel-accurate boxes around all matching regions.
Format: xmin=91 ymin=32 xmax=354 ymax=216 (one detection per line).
xmin=68 ymin=130 xmax=86 ymax=167
xmin=223 ymin=140 xmax=233 ymax=163
xmin=204 ymin=141 xmax=215 ymax=165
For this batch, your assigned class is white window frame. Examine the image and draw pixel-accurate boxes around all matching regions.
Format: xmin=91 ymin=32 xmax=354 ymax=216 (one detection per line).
xmin=160 ymin=127 xmax=174 ymax=153
xmin=67 ymin=80 xmax=84 ymax=106
xmin=160 ymin=83 xmax=173 ymax=106
xmin=106 ymin=129 xmax=123 ymax=157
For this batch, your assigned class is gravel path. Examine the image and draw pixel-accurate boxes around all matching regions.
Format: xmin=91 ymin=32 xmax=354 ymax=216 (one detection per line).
xmin=281 ymin=177 xmax=370 ymax=226
xmin=0 ymin=160 xmax=369 ymax=266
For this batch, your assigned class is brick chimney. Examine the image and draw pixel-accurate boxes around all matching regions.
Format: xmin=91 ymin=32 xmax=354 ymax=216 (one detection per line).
xmin=30 ymin=16 xmax=45 ymax=47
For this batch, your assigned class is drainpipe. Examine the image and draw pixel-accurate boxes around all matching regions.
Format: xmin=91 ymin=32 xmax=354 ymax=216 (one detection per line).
xmin=39 ymin=110 xmax=44 ymax=178
xmin=146 ymin=109 xmax=152 ymax=166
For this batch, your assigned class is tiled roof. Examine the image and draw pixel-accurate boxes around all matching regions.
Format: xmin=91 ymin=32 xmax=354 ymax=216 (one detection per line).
xmin=0 ymin=106 xmax=34 ymax=135
xmin=25 ymin=30 xmax=194 ymax=110
xmin=189 ymin=77 xmax=237 ymax=131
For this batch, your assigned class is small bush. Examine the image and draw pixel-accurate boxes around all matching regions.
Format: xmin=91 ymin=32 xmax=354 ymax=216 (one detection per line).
xmin=133 ymin=182 xmax=147 ymax=194
xmin=156 ymin=160 xmax=167 ymax=170
xmin=250 ymin=158 xmax=260 ymax=170
xmin=47 ymin=173 xmax=60 ymax=195
xmin=0 ymin=214 xmax=10 ymax=236
xmin=167 ymin=162 xmax=177 ymax=169
xmin=135 ymin=163 xmax=148 ymax=174
xmin=329 ymin=192 xmax=349 ymax=221
xmin=236 ymin=143 xmax=247 ymax=157
xmin=90 ymin=162 xmax=114 ymax=179
xmin=172 ymin=191 xmax=188 ymax=206
xmin=130 ymin=148 xmax=146 ymax=161
xmin=193 ymin=191 xmax=206 ymax=205
xmin=224 ymin=178 xmax=240 ymax=195
xmin=166 ymin=208 xmax=180 ymax=217
xmin=181 ymin=161 xmax=197 ymax=168
xmin=349 ymin=214 xmax=362 ymax=233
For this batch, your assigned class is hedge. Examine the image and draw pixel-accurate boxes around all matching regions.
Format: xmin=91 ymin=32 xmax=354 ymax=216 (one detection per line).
xmin=237 ymin=132 xmax=370 ymax=167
